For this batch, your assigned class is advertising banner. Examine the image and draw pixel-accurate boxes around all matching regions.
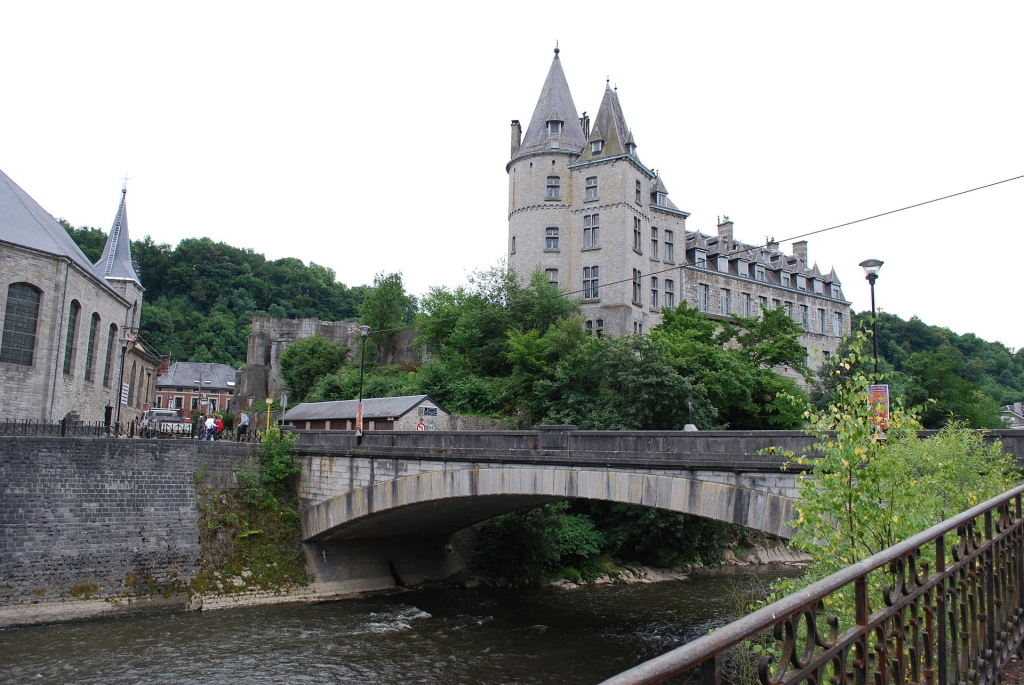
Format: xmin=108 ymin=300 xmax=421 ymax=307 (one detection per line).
xmin=867 ymin=384 xmax=890 ymax=438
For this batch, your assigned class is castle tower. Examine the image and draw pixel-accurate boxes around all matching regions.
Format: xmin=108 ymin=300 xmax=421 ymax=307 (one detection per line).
xmin=95 ymin=186 xmax=145 ymax=333
xmin=507 ymin=45 xmax=587 ymax=295
xmin=508 ymin=49 xmax=681 ymax=336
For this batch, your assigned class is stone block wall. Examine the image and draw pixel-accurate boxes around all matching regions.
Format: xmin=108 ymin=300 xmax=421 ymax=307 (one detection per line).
xmin=0 ymin=437 xmax=257 ymax=620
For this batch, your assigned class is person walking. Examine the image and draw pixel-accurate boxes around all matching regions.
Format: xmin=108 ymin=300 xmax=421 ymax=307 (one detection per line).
xmin=214 ymin=415 xmax=224 ymax=440
xmin=204 ymin=414 xmax=216 ymax=441
xmin=238 ymin=412 xmax=250 ymax=441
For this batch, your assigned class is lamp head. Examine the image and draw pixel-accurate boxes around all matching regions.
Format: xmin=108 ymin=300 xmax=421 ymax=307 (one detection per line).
xmin=859 ymin=258 xmax=884 ymax=282
xmin=359 ymin=325 xmax=371 ymax=339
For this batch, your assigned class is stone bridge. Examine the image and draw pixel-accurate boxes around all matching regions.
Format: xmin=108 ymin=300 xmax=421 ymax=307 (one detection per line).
xmin=295 ymin=427 xmax=823 ymax=543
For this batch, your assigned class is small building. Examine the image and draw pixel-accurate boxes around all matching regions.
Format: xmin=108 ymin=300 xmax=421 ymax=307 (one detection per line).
xmin=154 ymin=361 xmax=238 ymax=415
xmin=1004 ymin=403 xmax=1024 ymax=430
xmin=282 ymin=395 xmax=449 ymax=431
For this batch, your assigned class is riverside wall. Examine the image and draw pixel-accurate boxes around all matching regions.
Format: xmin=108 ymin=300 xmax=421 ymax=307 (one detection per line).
xmin=0 ymin=437 xmax=257 ymax=626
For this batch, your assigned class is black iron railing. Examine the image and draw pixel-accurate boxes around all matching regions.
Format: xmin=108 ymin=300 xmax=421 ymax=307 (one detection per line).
xmin=0 ymin=419 xmax=263 ymax=441
xmin=599 ymin=483 xmax=1024 ymax=685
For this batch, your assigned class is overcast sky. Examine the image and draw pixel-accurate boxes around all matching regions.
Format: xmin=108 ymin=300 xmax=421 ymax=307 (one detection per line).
xmin=2 ymin=2 xmax=1021 ymax=348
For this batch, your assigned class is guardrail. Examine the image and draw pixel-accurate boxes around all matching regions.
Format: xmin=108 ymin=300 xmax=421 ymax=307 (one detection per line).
xmin=599 ymin=483 xmax=1024 ymax=685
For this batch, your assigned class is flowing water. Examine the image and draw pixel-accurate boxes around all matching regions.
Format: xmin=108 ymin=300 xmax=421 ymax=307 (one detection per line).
xmin=0 ymin=567 xmax=800 ymax=685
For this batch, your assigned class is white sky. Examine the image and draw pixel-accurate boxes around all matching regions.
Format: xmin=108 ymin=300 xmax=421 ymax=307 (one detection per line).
xmin=2 ymin=1 xmax=1021 ymax=349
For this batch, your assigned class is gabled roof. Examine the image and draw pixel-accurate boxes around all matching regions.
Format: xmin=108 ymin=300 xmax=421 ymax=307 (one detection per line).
xmin=0 ymin=168 xmax=120 ymax=295
xmin=283 ymin=395 xmax=447 ymax=421
xmin=95 ymin=187 xmax=141 ymax=284
xmin=156 ymin=361 xmax=238 ymax=390
xmin=512 ymin=48 xmax=587 ymax=161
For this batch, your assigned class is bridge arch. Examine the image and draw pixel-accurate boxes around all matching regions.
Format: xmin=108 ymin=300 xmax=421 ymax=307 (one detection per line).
xmin=301 ymin=464 xmax=798 ymax=542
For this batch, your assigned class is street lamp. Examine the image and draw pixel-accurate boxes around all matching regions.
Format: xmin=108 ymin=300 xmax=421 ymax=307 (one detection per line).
xmin=357 ymin=325 xmax=370 ymax=438
xmin=858 ymin=259 xmax=884 ymax=376
xmin=114 ymin=334 xmax=134 ymax=433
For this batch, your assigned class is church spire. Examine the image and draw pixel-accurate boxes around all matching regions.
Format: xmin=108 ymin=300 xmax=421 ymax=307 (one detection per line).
xmin=95 ymin=185 xmax=141 ymax=285
xmin=510 ymin=47 xmax=587 ymax=161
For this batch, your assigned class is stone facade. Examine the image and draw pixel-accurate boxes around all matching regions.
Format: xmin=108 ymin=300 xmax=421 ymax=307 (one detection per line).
xmin=237 ymin=316 xmax=419 ymax=403
xmin=507 ymin=50 xmax=851 ymax=368
xmin=0 ymin=436 xmax=257 ymax=625
xmin=0 ymin=173 xmax=160 ymax=422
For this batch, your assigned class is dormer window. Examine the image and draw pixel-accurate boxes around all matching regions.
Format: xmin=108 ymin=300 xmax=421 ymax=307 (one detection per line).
xmin=738 ymin=259 xmax=749 ymax=278
xmin=547 ymin=121 xmax=562 ymax=137
xmin=781 ymin=272 xmax=791 ymax=288
xmin=592 ymin=140 xmax=602 ymax=154
xmin=695 ymin=249 xmax=707 ymax=268
xmin=655 ymin=192 xmax=667 ymax=206
xmin=627 ymin=143 xmax=636 ymax=156
xmin=813 ymin=279 xmax=823 ymax=295
xmin=755 ymin=265 xmax=766 ymax=282
xmin=716 ymin=255 xmax=728 ymax=272
xmin=796 ymin=274 xmax=807 ymax=292
xmin=831 ymin=285 xmax=841 ymax=299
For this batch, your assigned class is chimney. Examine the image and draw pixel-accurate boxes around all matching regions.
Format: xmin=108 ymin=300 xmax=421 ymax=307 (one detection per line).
xmin=717 ymin=215 xmax=734 ymax=245
xmin=511 ymin=120 xmax=522 ymax=158
xmin=580 ymin=112 xmax=590 ymax=139
xmin=1015 ymin=401 xmax=1023 ymax=414
xmin=792 ymin=240 xmax=808 ymax=264
xmin=767 ymin=237 xmax=779 ymax=252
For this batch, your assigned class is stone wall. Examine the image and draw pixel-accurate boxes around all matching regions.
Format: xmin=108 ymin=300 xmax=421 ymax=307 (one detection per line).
xmin=0 ymin=437 xmax=257 ymax=626
xmin=0 ymin=244 xmax=134 ymax=422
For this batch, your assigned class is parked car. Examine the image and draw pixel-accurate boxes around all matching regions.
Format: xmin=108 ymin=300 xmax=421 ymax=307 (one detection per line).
xmin=140 ymin=408 xmax=185 ymax=436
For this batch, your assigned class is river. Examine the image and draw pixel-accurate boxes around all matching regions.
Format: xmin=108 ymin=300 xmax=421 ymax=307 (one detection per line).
xmin=0 ymin=566 xmax=800 ymax=684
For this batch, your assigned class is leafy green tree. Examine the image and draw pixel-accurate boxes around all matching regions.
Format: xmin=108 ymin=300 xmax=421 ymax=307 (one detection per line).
xmin=61 ymin=220 xmax=107 ymax=262
xmin=360 ymin=271 xmax=416 ymax=360
xmin=577 ymin=502 xmax=728 ymax=567
xmin=651 ymin=303 xmax=807 ymax=429
xmin=278 ymin=335 xmax=349 ymax=401
xmin=777 ymin=334 xmax=1019 ymax=625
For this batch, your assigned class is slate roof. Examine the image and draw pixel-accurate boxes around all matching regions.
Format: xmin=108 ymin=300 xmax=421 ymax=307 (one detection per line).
xmin=283 ymin=395 xmax=447 ymax=421
xmin=95 ymin=188 xmax=141 ymax=284
xmin=512 ymin=48 xmax=587 ymax=161
xmin=580 ymin=82 xmax=637 ymax=163
xmin=156 ymin=362 xmax=238 ymax=390
xmin=0 ymin=167 xmax=120 ymax=295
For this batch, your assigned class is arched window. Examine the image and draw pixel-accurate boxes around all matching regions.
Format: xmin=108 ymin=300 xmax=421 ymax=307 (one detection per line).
xmin=127 ymin=360 xmax=137 ymax=406
xmin=63 ymin=300 xmax=81 ymax=375
xmin=1 ymin=283 xmax=42 ymax=366
xmin=102 ymin=324 xmax=117 ymax=387
xmin=83 ymin=313 xmax=100 ymax=381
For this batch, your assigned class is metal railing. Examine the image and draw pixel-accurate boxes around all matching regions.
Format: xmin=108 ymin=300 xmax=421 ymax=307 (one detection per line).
xmin=0 ymin=419 xmax=263 ymax=442
xmin=599 ymin=483 xmax=1024 ymax=685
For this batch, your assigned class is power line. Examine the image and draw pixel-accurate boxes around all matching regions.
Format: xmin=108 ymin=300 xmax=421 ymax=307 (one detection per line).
xmin=364 ymin=173 xmax=1023 ymax=338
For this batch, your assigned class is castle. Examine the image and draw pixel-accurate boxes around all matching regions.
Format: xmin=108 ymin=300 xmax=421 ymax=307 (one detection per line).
xmin=507 ymin=48 xmax=851 ymax=367
xmin=0 ymin=170 xmax=161 ymax=422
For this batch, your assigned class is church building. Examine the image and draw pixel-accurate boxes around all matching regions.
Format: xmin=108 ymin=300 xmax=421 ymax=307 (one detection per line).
xmin=508 ymin=48 xmax=851 ymax=368
xmin=0 ymin=169 xmax=161 ymax=422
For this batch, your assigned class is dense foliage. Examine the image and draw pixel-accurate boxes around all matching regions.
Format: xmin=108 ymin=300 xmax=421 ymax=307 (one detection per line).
xmin=813 ymin=312 xmax=1021 ymax=428
xmin=64 ymin=222 xmax=366 ymax=366
xmin=777 ymin=334 xmax=1019 ymax=624
xmin=316 ymin=266 xmax=808 ymax=430
xmin=471 ymin=501 xmax=729 ymax=585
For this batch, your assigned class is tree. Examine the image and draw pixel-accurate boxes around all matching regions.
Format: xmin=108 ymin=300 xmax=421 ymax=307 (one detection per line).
xmin=651 ymin=302 xmax=807 ymax=429
xmin=278 ymin=335 xmax=349 ymax=401
xmin=776 ymin=334 xmax=1019 ymax=624
xmin=360 ymin=272 xmax=415 ymax=362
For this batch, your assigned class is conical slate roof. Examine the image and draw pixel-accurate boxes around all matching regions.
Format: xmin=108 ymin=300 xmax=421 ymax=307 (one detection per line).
xmin=95 ymin=187 xmax=140 ymax=284
xmin=512 ymin=48 xmax=587 ymax=161
xmin=585 ymin=82 xmax=636 ymax=161
xmin=0 ymin=167 xmax=118 ymax=293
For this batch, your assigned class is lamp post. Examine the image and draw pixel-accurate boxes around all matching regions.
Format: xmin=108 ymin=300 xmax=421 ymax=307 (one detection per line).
xmin=357 ymin=325 xmax=370 ymax=438
xmin=114 ymin=334 xmax=134 ymax=433
xmin=858 ymin=259 xmax=884 ymax=377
